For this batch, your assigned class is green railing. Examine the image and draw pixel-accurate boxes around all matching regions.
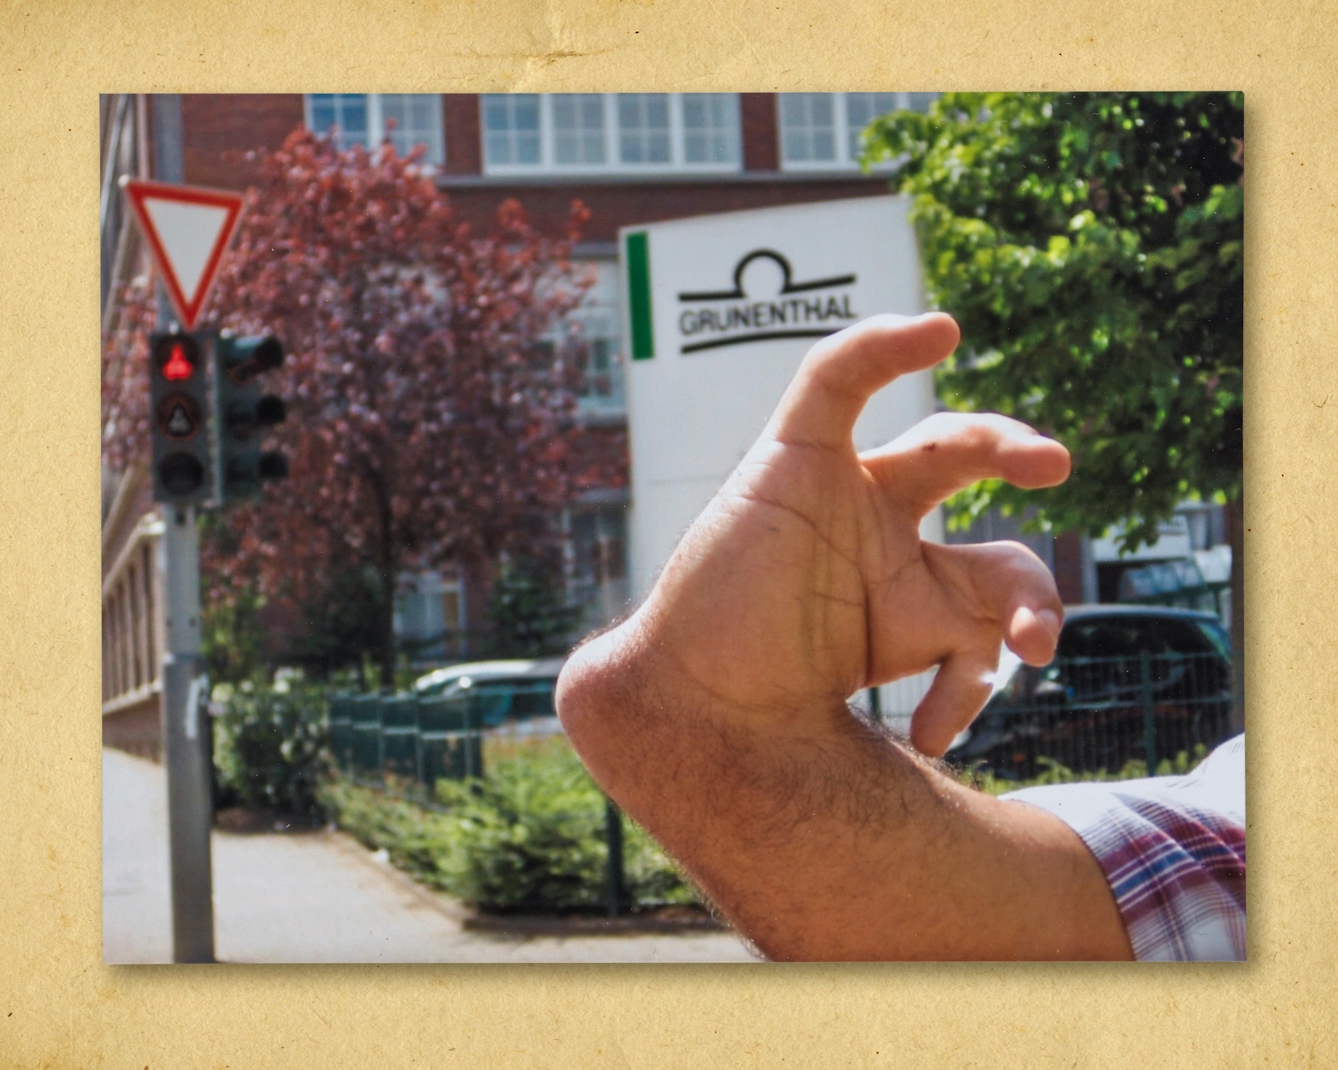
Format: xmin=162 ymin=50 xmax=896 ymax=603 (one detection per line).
xmin=328 ymin=682 xmax=633 ymax=916
xmin=329 ymin=681 xmax=558 ymax=787
xmin=951 ymin=650 xmax=1236 ymax=778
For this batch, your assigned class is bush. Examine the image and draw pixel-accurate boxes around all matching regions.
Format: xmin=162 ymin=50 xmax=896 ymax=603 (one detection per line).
xmin=321 ymin=737 xmax=699 ymax=915
xmin=212 ymin=672 xmax=332 ymax=819
xmin=965 ymin=743 xmax=1211 ymax=796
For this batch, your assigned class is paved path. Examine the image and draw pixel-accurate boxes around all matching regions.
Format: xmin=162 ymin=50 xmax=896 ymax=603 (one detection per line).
xmin=102 ymin=748 xmax=756 ymax=964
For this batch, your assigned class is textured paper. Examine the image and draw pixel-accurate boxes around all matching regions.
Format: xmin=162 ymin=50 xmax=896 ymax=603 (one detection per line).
xmin=2 ymin=0 xmax=1333 ymax=1065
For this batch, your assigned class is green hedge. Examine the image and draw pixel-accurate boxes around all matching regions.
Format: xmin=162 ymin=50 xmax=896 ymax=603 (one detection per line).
xmin=321 ymin=738 xmax=699 ymax=915
xmin=212 ymin=673 xmax=332 ymax=819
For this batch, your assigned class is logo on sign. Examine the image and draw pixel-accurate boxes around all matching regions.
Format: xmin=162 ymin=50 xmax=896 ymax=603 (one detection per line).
xmin=675 ymin=249 xmax=859 ymax=355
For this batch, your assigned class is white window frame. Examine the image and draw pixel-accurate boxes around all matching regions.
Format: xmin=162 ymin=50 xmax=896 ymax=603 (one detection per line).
xmin=481 ymin=93 xmax=742 ymax=177
xmin=304 ymin=94 xmax=445 ymax=169
xmin=778 ymin=92 xmax=935 ymax=172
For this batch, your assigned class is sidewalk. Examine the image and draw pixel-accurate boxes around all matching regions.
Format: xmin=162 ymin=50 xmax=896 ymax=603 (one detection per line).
xmin=102 ymin=748 xmax=756 ymax=964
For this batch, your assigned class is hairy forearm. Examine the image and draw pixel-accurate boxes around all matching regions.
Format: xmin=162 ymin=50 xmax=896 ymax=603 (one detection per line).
xmin=557 ymin=616 xmax=1131 ymax=961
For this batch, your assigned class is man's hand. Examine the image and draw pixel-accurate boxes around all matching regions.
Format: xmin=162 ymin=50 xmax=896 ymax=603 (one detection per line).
xmin=643 ymin=312 xmax=1069 ymax=756
xmin=557 ymin=314 xmax=1131 ymax=961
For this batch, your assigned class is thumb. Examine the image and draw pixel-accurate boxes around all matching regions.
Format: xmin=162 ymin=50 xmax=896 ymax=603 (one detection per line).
xmin=767 ymin=313 xmax=960 ymax=450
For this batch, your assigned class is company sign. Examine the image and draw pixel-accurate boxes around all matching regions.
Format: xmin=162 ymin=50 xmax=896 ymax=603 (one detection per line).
xmin=618 ymin=196 xmax=937 ymax=603
xmin=675 ymin=249 xmax=858 ymax=354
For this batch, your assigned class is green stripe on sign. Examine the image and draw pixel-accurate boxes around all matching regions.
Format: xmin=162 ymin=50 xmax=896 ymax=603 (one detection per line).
xmin=625 ymin=231 xmax=654 ymax=360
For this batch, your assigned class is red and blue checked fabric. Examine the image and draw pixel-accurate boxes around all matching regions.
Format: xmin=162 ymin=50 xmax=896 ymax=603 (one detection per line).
xmin=1005 ymin=735 xmax=1246 ymax=961
xmin=1078 ymin=792 xmax=1245 ymax=961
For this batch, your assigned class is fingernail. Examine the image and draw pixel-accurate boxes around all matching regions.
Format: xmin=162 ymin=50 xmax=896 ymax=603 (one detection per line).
xmin=1037 ymin=608 xmax=1061 ymax=639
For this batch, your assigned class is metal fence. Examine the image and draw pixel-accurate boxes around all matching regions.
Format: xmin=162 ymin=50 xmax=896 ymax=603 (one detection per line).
xmin=326 ymin=681 xmax=637 ymax=916
xmin=952 ymin=650 xmax=1236 ymax=779
xmin=328 ymin=680 xmax=558 ymax=787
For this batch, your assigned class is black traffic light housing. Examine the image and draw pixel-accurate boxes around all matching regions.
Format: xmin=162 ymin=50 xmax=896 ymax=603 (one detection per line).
xmin=149 ymin=331 xmax=212 ymax=505
xmin=211 ymin=332 xmax=288 ymax=503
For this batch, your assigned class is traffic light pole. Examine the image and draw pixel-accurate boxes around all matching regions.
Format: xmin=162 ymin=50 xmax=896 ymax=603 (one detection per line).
xmin=160 ymin=503 xmax=215 ymax=963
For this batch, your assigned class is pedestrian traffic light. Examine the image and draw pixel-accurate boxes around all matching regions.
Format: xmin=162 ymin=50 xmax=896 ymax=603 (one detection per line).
xmin=149 ymin=331 xmax=212 ymax=505
xmin=211 ymin=332 xmax=288 ymax=504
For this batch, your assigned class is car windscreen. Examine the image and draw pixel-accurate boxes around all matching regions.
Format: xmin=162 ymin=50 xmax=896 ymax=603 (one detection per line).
xmin=1057 ymin=618 xmax=1166 ymax=660
xmin=469 ymin=679 xmax=557 ymax=726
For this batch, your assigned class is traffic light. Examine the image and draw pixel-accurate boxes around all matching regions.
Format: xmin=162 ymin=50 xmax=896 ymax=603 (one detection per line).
xmin=149 ymin=331 xmax=212 ymax=505
xmin=211 ymin=333 xmax=289 ymax=504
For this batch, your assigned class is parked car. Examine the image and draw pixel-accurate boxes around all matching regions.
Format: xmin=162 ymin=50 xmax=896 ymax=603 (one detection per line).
xmin=413 ymin=656 xmax=566 ymax=735
xmin=945 ymin=605 xmax=1234 ymax=777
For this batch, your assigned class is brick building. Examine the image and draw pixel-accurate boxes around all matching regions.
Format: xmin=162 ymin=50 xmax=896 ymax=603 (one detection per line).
xmin=101 ymin=91 xmax=952 ymax=750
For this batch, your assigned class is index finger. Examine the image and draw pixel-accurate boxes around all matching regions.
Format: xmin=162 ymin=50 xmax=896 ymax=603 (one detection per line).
xmin=765 ymin=313 xmax=961 ymax=451
xmin=861 ymin=411 xmax=1071 ymax=514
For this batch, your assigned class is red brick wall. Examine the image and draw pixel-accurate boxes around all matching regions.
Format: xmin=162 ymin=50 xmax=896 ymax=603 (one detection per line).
xmin=740 ymin=94 xmax=779 ymax=171
xmin=180 ymin=94 xmax=305 ymax=189
xmin=103 ymin=701 xmax=163 ymax=763
xmin=1051 ymin=530 xmax=1086 ymax=606
xmin=442 ymin=177 xmax=890 ymax=243
xmin=443 ymin=95 xmax=481 ymax=175
xmin=169 ymin=94 xmax=892 ymax=242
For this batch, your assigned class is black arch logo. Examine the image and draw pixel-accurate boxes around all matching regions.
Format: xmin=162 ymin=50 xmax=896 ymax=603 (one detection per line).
xmin=679 ymin=249 xmax=855 ymax=301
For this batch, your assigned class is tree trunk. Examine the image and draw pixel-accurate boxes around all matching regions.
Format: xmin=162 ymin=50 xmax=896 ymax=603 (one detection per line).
xmin=376 ymin=549 xmax=397 ymax=691
xmin=1226 ymin=495 xmax=1245 ymax=735
xmin=366 ymin=465 xmax=399 ymax=691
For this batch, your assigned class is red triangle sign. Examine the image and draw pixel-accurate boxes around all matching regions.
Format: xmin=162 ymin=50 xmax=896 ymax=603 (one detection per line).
xmin=121 ymin=178 xmax=245 ymax=330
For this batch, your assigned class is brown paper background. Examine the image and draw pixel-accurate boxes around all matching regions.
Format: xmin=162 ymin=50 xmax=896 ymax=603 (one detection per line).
xmin=1 ymin=0 xmax=1329 ymax=1065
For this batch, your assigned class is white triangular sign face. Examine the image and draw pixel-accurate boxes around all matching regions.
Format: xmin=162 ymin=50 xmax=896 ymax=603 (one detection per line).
xmin=122 ymin=179 xmax=245 ymax=329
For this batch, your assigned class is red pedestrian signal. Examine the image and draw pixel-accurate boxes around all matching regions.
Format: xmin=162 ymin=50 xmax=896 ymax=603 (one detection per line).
xmin=149 ymin=332 xmax=212 ymax=505
xmin=162 ymin=341 xmax=196 ymax=381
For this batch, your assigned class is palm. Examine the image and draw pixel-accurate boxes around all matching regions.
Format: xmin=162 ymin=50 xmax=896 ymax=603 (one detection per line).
xmin=644 ymin=315 xmax=1069 ymax=756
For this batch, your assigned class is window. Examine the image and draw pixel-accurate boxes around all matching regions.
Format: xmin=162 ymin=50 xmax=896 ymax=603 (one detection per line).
xmin=306 ymin=94 xmax=445 ymax=167
xmin=537 ymin=261 xmax=625 ymax=417
xmin=481 ymin=93 xmax=741 ymax=174
xmin=779 ymin=92 xmax=937 ymax=169
xmin=844 ymin=92 xmax=899 ymax=160
xmin=568 ymin=504 xmax=630 ymax=630
xmin=617 ymin=94 xmax=671 ymax=164
xmin=482 ymin=94 xmax=541 ymax=165
xmin=394 ymin=569 xmax=466 ymax=661
xmin=682 ymin=93 xmax=740 ymax=164
xmin=570 ymin=261 xmax=625 ymax=415
xmin=779 ymin=93 xmax=837 ymax=164
xmin=553 ymin=93 xmax=607 ymax=165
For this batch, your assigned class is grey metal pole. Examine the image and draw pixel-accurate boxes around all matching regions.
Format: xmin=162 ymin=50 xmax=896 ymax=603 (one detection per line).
xmin=145 ymin=92 xmax=214 ymax=962
xmin=160 ymin=503 xmax=215 ymax=963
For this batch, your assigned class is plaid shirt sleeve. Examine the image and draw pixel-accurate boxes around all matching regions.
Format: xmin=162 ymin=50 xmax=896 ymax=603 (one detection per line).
xmin=1003 ymin=735 xmax=1246 ymax=961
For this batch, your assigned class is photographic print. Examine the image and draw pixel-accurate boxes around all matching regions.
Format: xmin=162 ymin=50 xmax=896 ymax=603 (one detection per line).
xmin=100 ymin=91 xmax=1243 ymax=963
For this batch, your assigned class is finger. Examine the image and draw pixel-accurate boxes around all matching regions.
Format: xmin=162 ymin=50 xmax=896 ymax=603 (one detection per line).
xmin=909 ymin=653 xmax=999 ymax=758
xmin=766 ymin=313 xmax=960 ymax=450
xmin=860 ymin=412 xmax=1070 ymax=515
xmin=949 ymin=541 xmax=1064 ymax=666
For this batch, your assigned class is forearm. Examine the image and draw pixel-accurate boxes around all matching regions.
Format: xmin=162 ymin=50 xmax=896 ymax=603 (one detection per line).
xmin=557 ymin=615 xmax=1132 ymax=961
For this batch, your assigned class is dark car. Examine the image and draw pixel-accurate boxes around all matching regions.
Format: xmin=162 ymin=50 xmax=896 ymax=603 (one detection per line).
xmin=945 ymin=605 xmax=1235 ymax=777
xmin=413 ymin=656 xmax=566 ymax=733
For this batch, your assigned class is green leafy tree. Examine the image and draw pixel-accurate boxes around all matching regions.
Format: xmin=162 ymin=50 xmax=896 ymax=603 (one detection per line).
xmin=486 ymin=555 xmax=582 ymax=658
xmin=866 ymin=92 xmax=1243 ymax=644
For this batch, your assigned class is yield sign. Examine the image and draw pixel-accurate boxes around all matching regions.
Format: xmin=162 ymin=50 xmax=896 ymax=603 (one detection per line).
xmin=121 ymin=178 xmax=245 ymax=330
